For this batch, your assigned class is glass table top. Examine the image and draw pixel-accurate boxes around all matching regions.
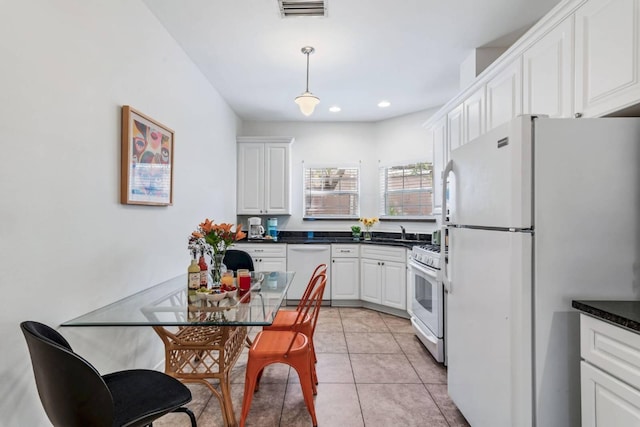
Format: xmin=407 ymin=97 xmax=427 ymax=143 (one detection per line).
xmin=61 ymin=271 xmax=295 ymax=327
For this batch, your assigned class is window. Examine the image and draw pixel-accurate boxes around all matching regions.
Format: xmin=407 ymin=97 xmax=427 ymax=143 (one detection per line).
xmin=303 ymin=164 xmax=360 ymax=218
xmin=379 ymin=161 xmax=433 ymax=217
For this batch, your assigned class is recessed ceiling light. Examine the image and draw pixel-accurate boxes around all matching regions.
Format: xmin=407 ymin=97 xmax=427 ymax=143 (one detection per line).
xmin=378 ymin=100 xmax=391 ymax=108
xmin=329 ymin=106 xmax=341 ymax=112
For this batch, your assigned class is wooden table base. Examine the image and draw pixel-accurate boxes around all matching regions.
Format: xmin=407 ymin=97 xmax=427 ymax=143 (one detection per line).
xmin=153 ymin=325 xmax=248 ymax=427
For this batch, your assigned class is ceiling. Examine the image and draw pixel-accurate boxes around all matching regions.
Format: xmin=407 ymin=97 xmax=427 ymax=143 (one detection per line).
xmin=143 ymin=0 xmax=563 ymax=122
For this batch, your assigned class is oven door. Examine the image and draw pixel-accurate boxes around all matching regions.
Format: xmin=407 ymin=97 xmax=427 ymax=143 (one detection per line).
xmin=408 ymin=259 xmax=443 ymax=338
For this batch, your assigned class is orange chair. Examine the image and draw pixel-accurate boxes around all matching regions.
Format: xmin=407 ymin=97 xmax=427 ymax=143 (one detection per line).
xmin=240 ymin=273 xmax=327 ymax=427
xmin=263 ymin=264 xmax=327 ymax=369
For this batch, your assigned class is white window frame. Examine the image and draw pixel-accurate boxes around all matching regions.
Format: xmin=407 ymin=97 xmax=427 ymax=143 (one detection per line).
xmin=303 ymin=162 xmax=361 ymax=219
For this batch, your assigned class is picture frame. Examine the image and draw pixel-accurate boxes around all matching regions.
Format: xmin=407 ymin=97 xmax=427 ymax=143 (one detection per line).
xmin=121 ymin=106 xmax=174 ymax=206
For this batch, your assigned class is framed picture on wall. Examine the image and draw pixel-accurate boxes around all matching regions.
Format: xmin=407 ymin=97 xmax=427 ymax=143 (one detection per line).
xmin=121 ymin=106 xmax=174 ymax=206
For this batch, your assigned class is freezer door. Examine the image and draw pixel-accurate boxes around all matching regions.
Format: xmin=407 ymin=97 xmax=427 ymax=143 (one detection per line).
xmin=449 ymin=115 xmax=532 ymax=229
xmin=447 ymin=227 xmax=532 ymax=427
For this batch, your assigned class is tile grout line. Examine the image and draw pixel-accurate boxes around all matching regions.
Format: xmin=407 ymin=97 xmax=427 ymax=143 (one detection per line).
xmin=339 ymin=307 xmax=368 ymax=426
xmin=390 ymin=321 xmax=452 ymax=426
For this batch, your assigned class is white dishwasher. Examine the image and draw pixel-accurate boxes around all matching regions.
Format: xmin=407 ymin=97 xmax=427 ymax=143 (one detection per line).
xmin=286 ymin=244 xmax=331 ymax=305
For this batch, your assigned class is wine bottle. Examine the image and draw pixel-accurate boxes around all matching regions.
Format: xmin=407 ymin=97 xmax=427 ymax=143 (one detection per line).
xmin=198 ymin=248 xmax=208 ymax=289
xmin=188 ymin=250 xmax=200 ymax=291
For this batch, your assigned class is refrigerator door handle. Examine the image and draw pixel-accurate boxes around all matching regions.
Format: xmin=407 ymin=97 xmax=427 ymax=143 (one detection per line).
xmin=441 ymin=160 xmax=454 ymax=293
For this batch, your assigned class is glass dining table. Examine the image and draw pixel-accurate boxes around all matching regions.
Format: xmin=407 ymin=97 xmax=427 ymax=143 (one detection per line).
xmin=62 ymin=271 xmax=295 ymax=427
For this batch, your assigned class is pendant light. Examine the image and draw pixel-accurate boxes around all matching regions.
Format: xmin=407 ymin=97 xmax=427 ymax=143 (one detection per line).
xmin=295 ymin=46 xmax=320 ymax=116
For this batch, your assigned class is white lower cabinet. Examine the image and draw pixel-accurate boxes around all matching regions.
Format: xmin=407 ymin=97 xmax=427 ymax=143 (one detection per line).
xmin=580 ymin=314 xmax=640 ymax=426
xmin=331 ymin=244 xmax=359 ymax=300
xmin=235 ymin=244 xmax=287 ymax=272
xmin=360 ymin=245 xmax=406 ymax=310
xmin=361 ymin=258 xmax=382 ymax=303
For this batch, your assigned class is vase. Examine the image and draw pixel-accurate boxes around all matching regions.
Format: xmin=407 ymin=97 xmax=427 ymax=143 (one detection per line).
xmin=352 ymin=231 xmax=361 ymax=241
xmin=210 ymin=253 xmax=226 ymax=287
xmin=364 ymin=230 xmax=372 ymax=241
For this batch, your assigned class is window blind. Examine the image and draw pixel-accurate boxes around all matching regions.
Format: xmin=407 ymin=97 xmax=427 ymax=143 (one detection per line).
xmin=379 ymin=162 xmax=433 ymax=217
xmin=303 ymin=165 xmax=360 ymax=218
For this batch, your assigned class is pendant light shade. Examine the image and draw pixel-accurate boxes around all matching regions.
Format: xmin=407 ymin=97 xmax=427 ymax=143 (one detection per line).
xmin=295 ymin=46 xmax=319 ymax=116
xmin=295 ymin=92 xmax=320 ymax=116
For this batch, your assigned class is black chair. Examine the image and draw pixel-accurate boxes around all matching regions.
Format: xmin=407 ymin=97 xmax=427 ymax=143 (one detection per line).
xmin=20 ymin=321 xmax=197 ymax=427
xmin=223 ymin=249 xmax=254 ymax=272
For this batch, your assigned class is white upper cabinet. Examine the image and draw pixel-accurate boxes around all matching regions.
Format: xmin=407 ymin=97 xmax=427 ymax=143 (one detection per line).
xmin=447 ymin=103 xmax=464 ymax=153
xmin=430 ymin=115 xmax=448 ymax=215
xmin=523 ymin=17 xmax=574 ymax=118
xmin=237 ymin=137 xmax=293 ymax=215
xmin=486 ymin=58 xmax=523 ymax=131
xmin=575 ymin=0 xmax=640 ymax=117
xmin=463 ymin=85 xmax=486 ymax=144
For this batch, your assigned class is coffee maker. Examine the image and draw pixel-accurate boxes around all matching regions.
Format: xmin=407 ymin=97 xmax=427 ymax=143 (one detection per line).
xmin=267 ymin=217 xmax=278 ymax=241
xmin=248 ymin=217 xmax=264 ymax=240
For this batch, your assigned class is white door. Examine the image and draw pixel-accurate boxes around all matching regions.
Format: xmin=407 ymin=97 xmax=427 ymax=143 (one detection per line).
xmin=264 ymin=143 xmax=290 ymax=214
xmin=360 ymin=258 xmax=381 ymax=304
xmin=448 ymin=116 xmax=532 ymax=229
xmin=581 ymin=362 xmax=640 ymax=427
xmin=237 ymin=143 xmax=265 ymax=214
xmin=331 ymin=257 xmax=360 ymax=300
xmin=575 ymin=0 xmax=640 ymax=118
xmin=486 ymin=58 xmax=522 ymax=132
xmin=431 ymin=115 xmax=448 ymax=215
xmin=259 ymin=257 xmax=286 ymax=272
xmin=448 ymin=103 xmax=464 ymax=153
xmin=381 ymin=260 xmax=406 ymax=310
xmin=522 ymin=17 xmax=574 ymax=118
xmin=463 ymin=85 xmax=486 ymax=144
xmin=447 ymin=227 xmax=532 ymax=427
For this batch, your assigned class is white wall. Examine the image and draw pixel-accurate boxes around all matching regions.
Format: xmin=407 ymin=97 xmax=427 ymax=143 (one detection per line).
xmin=0 ymin=1 xmax=239 ymax=425
xmin=241 ymin=107 xmax=439 ymax=236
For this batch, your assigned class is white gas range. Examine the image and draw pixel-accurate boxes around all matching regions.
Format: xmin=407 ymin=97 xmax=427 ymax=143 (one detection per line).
xmin=408 ymin=244 xmax=445 ymax=363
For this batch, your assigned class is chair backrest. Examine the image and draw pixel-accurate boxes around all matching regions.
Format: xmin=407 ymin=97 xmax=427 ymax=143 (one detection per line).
xmin=20 ymin=321 xmax=114 ymax=427
xmin=223 ymin=249 xmax=254 ymax=272
xmin=286 ymin=273 xmax=327 ymax=355
xmin=297 ymin=264 xmax=327 ymax=310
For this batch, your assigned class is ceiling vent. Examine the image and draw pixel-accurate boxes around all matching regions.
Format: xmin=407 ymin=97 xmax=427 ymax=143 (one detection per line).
xmin=279 ymin=0 xmax=327 ymax=18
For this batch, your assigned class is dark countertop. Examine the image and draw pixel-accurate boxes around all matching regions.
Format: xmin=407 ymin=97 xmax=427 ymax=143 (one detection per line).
xmin=238 ymin=237 xmax=420 ymax=249
xmin=572 ymin=300 xmax=640 ymax=333
xmin=237 ymin=231 xmax=430 ymax=249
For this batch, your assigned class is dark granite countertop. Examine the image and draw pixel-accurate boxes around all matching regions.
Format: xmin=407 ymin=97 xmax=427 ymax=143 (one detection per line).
xmin=237 ymin=231 xmax=430 ymax=249
xmin=572 ymin=300 xmax=640 ymax=332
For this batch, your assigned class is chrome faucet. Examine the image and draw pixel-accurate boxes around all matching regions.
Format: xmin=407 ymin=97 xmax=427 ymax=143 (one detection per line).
xmin=399 ymin=225 xmax=406 ymax=240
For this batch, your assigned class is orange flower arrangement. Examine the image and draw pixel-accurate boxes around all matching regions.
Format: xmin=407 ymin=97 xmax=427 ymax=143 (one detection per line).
xmin=190 ymin=218 xmax=246 ymax=256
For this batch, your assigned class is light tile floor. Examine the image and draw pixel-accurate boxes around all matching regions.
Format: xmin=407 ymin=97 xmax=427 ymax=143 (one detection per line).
xmin=156 ymin=307 xmax=469 ymax=427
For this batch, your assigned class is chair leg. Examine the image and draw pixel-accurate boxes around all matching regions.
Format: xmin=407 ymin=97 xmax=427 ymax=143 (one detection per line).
xmin=293 ymin=357 xmax=318 ymax=427
xmin=240 ymin=358 xmax=265 ymax=427
xmin=255 ymin=367 xmax=265 ymax=392
xmin=173 ymin=407 xmax=197 ymax=427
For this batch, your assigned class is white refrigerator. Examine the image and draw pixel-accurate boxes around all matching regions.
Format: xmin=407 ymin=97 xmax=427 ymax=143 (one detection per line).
xmin=441 ymin=115 xmax=640 ymax=427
